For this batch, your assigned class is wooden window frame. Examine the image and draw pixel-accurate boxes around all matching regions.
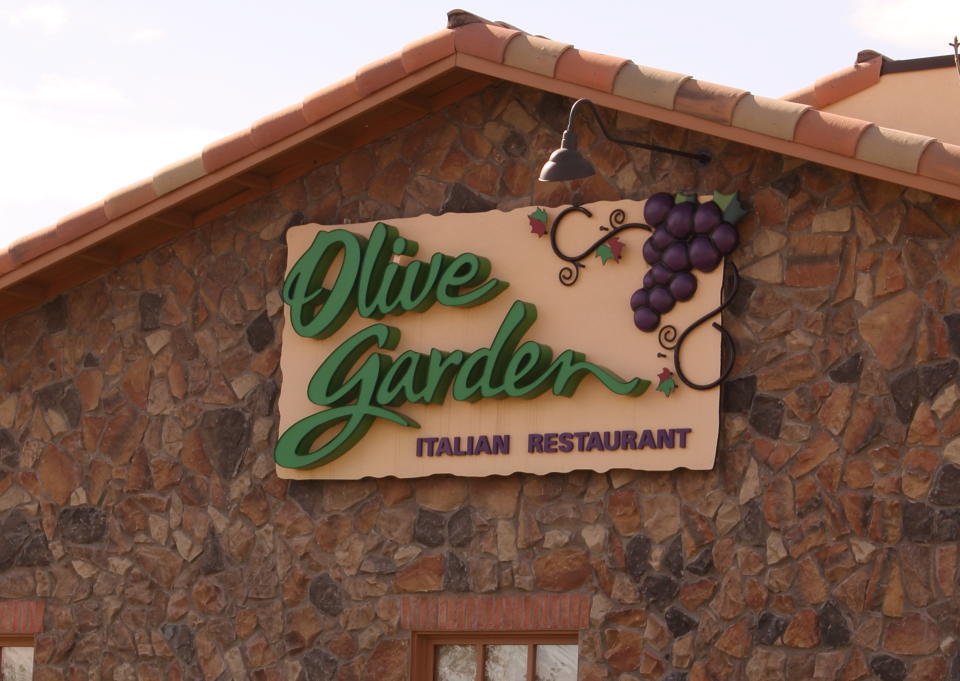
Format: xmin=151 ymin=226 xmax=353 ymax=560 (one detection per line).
xmin=411 ymin=630 xmax=578 ymax=681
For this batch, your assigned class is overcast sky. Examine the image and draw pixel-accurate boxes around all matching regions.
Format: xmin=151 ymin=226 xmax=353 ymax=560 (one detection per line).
xmin=0 ymin=0 xmax=957 ymax=247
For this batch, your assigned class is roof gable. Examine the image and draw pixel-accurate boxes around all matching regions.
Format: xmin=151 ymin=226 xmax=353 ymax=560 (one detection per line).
xmin=2 ymin=11 xmax=960 ymax=321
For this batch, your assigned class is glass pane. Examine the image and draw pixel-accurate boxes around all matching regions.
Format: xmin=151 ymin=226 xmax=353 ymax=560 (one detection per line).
xmin=535 ymin=645 xmax=577 ymax=681
xmin=485 ymin=645 xmax=527 ymax=681
xmin=436 ymin=645 xmax=476 ymax=681
xmin=2 ymin=647 xmax=35 ymax=681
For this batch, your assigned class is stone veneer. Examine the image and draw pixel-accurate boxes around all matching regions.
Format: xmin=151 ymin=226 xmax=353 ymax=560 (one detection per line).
xmin=2 ymin=82 xmax=960 ymax=681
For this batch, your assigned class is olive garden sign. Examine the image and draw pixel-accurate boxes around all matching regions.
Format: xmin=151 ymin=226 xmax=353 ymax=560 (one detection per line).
xmin=277 ymin=196 xmax=745 ymax=479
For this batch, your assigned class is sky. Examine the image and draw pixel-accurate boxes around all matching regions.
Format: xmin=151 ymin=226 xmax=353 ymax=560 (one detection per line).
xmin=0 ymin=0 xmax=958 ymax=247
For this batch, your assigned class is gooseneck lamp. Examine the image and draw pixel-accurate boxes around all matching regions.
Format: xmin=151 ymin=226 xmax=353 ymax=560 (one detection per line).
xmin=538 ymin=98 xmax=711 ymax=182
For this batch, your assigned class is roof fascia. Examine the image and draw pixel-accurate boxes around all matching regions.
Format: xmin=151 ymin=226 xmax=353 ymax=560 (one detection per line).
xmin=456 ymin=53 xmax=960 ymax=202
xmin=0 ymin=55 xmax=458 ymax=293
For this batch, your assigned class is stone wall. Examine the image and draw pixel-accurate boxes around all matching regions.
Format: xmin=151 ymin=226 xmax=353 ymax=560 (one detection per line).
xmin=1 ymin=81 xmax=960 ymax=681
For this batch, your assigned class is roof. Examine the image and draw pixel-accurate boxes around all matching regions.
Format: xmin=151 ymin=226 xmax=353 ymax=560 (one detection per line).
xmin=3 ymin=9 xmax=960 ymax=321
xmin=783 ymin=50 xmax=958 ymax=109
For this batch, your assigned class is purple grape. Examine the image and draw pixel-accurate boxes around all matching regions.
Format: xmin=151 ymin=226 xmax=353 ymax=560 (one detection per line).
xmin=643 ymin=269 xmax=657 ymax=289
xmin=665 ymin=201 xmax=696 ymax=240
xmin=669 ymin=272 xmax=698 ymax=301
xmin=651 ymin=226 xmax=676 ymax=251
xmin=642 ymin=238 xmax=662 ymax=266
xmin=694 ymin=201 xmax=723 ymax=234
xmin=633 ymin=306 xmax=660 ymax=332
xmin=630 ymin=288 xmax=649 ymax=310
xmin=689 ymin=236 xmax=721 ymax=272
xmin=652 ymin=263 xmax=673 ymax=285
xmin=662 ymin=242 xmax=691 ymax=272
xmin=649 ymin=286 xmax=675 ymax=313
xmin=643 ymin=192 xmax=675 ymax=226
xmin=710 ymin=222 xmax=738 ymax=255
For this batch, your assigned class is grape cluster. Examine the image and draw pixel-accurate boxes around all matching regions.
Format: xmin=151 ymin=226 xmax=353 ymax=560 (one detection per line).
xmin=631 ymin=193 xmax=738 ymax=332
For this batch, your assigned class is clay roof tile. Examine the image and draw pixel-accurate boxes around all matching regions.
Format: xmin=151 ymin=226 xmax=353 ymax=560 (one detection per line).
xmin=453 ymin=21 xmax=521 ymax=63
xmin=202 ymin=129 xmax=259 ymax=174
xmin=401 ymin=29 xmax=457 ymax=72
xmin=56 ymin=201 xmax=108 ymax=242
xmin=153 ymin=153 xmax=206 ymax=196
xmin=302 ymin=76 xmax=363 ymax=124
xmin=793 ymin=109 xmax=872 ymax=157
xmin=554 ymin=49 xmax=629 ymax=93
xmin=502 ymin=34 xmax=571 ymax=78
xmin=104 ymin=178 xmax=159 ymax=221
xmin=355 ymin=52 xmax=409 ymax=97
xmin=674 ymin=79 xmax=749 ymax=125
xmin=251 ymin=102 xmax=309 ymax=149
xmin=855 ymin=125 xmax=934 ymax=173
xmin=918 ymin=141 xmax=960 ymax=186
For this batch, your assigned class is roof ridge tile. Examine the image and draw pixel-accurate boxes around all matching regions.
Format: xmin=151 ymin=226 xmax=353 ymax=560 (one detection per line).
xmin=401 ymin=29 xmax=456 ymax=72
xmin=855 ymin=125 xmax=935 ymax=173
xmin=783 ymin=56 xmax=882 ymax=107
xmin=793 ymin=109 xmax=872 ymax=157
xmin=453 ymin=22 xmax=521 ymax=63
xmin=554 ymin=49 xmax=629 ymax=93
xmin=674 ymin=79 xmax=749 ymax=125
xmin=355 ymin=52 xmax=409 ymax=97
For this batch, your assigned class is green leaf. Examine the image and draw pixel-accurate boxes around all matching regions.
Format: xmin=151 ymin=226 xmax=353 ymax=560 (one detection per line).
xmin=674 ymin=192 xmax=697 ymax=204
xmin=531 ymin=207 xmax=547 ymax=223
xmin=713 ymin=191 xmax=748 ymax=225
xmin=596 ymin=244 xmax=615 ymax=264
xmin=656 ymin=376 xmax=677 ymax=397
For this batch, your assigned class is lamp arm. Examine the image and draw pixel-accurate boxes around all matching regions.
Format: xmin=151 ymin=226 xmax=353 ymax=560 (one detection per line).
xmin=569 ymin=98 xmax=711 ymax=165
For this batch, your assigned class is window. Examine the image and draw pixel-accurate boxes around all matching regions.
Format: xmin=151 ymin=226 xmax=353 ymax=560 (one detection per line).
xmin=412 ymin=632 xmax=578 ymax=681
xmin=0 ymin=637 xmax=34 ymax=681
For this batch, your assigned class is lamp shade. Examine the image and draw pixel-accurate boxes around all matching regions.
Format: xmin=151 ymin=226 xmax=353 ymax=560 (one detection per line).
xmin=538 ymin=130 xmax=595 ymax=182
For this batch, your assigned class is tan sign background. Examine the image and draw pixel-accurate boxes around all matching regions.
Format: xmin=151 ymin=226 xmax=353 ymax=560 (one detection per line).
xmin=278 ymin=201 xmax=723 ymax=479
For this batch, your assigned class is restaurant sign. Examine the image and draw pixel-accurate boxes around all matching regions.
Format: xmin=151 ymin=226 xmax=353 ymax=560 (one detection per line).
xmin=277 ymin=195 xmax=745 ymax=479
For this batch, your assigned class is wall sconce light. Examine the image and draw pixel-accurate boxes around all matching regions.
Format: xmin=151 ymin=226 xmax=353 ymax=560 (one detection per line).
xmin=538 ymin=98 xmax=711 ymax=182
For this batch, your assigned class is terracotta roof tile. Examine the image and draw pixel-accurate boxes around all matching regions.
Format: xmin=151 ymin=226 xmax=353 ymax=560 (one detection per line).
xmin=355 ymin=52 xmax=409 ymax=97
xmin=554 ymin=49 xmax=629 ymax=93
xmin=784 ymin=56 xmax=883 ymax=107
xmin=453 ymin=22 xmax=520 ymax=62
xmin=6 ymin=14 xmax=960 ymax=294
xmin=0 ymin=250 xmax=15 ymax=277
xmin=502 ymin=34 xmax=570 ymax=78
xmin=153 ymin=153 xmax=206 ymax=196
xmin=782 ymin=84 xmax=816 ymax=106
xmin=918 ymin=141 xmax=960 ymax=186
xmin=251 ymin=103 xmax=309 ymax=149
xmin=674 ymin=79 xmax=748 ymax=125
xmin=401 ymin=29 xmax=456 ymax=72
xmin=855 ymin=125 xmax=934 ymax=173
xmin=612 ymin=63 xmax=689 ymax=110
xmin=104 ymin=178 xmax=158 ymax=221
xmin=56 ymin=201 xmax=108 ymax=242
xmin=8 ymin=224 xmax=59 ymax=265
xmin=202 ymin=129 xmax=259 ymax=173
xmin=793 ymin=109 xmax=871 ymax=157
xmin=302 ymin=76 xmax=363 ymax=124
xmin=731 ymin=95 xmax=810 ymax=141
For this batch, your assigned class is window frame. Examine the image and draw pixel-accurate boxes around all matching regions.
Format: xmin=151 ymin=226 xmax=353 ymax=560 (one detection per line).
xmin=410 ymin=630 xmax=579 ymax=681
xmin=0 ymin=636 xmax=36 ymax=681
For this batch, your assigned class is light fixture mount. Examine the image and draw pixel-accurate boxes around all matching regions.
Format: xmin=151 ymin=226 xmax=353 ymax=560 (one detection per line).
xmin=538 ymin=98 xmax=711 ymax=182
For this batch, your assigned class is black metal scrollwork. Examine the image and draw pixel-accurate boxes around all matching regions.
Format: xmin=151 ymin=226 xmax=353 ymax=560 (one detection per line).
xmin=658 ymin=263 xmax=740 ymax=390
xmin=549 ymin=205 xmax=651 ymax=286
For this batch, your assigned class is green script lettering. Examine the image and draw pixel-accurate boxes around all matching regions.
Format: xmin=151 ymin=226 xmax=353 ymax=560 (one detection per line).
xmin=275 ymin=300 xmax=650 ymax=469
xmin=283 ymin=222 xmax=507 ymax=338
